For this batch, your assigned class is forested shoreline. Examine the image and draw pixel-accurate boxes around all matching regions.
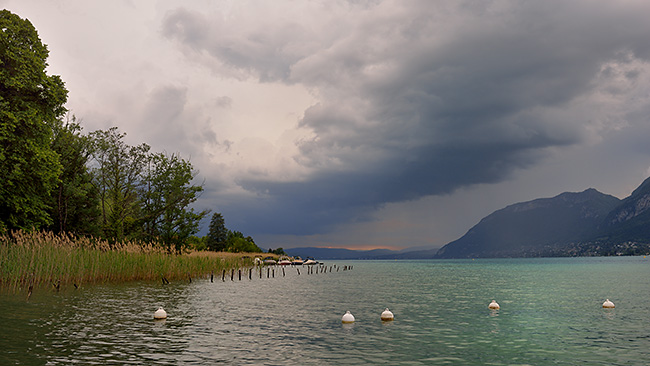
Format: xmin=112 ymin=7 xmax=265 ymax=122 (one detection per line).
xmin=1 ymin=10 xmax=265 ymax=251
xmin=1 ymin=10 xmax=267 ymax=290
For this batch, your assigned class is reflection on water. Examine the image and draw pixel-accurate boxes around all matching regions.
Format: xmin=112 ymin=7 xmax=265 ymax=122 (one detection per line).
xmin=2 ymin=257 xmax=650 ymax=365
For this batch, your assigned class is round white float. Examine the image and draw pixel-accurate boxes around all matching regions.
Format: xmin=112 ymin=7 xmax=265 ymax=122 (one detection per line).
xmin=488 ymin=300 xmax=500 ymax=310
xmin=381 ymin=308 xmax=394 ymax=321
xmin=341 ymin=311 xmax=355 ymax=323
xmin=154 ymin=307 xmax=167 ymax=319
xmin=602 ymin=299 xmax=615 ymax=308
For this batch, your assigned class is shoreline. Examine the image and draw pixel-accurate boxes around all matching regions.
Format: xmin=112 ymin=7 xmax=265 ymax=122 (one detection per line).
xmin=0 ymin=231 xmax=273 ymax=294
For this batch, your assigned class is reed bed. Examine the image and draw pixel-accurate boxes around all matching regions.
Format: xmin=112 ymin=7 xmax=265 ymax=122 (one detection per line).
xmin=0 ymin=230 xmax=257 ymax=292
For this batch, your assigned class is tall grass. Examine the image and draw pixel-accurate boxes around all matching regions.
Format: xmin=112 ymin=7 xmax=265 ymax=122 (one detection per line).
xmin=0 ymin=231 xmax=257 ymax=292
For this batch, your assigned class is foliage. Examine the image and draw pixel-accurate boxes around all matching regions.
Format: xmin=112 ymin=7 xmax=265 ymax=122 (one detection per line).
xmin=88 ymin=127 xmax=150 ymax=242
xmin=187 ymin=235 xmax=208 ymax=251
xmin=0 ymin=11 xmax=226 ymax=251
xmin=225 ymin=230 xmax=262 ymax=253
xmin=0 ymin=10 xmax=68 ymax=232
xmin=48 ymin=115 xmax=100 ymax=235
xmin=206 ymin=212 xmax=228 ymax=251
xmin=268 ymin=247 xmax=286 ymax=255
xmin=86 ymin=127 xmax=208 ymax=250
xmin=139 ymin=152 xmax=209 ymax=252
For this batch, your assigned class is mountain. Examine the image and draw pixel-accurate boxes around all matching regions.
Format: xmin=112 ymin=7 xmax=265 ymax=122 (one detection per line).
xmin=594 ymin=176 xmax=650 ymax=245
xmin=286 ymin=177 xmax=650 ymax=259
xmin=435 ymin=188 xmax=621 ymax=258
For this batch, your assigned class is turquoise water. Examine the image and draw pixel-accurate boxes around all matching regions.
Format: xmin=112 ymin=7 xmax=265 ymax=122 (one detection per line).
xmin=2 ymin=257 xmax=650 ymax=365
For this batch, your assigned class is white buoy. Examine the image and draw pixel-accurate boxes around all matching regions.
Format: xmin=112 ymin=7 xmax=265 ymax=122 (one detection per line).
xmin=380 ymin=308 xmax=394 ymax=321
xmin=488 ymin=300 xmax=500 ymax=310
xmin=602 ymin=299 xmax=615 ymax=308
xmin=154 ymin=307 xmax=167 ymax=319
xmin=341 ymin=311 xmax=355 ymax=323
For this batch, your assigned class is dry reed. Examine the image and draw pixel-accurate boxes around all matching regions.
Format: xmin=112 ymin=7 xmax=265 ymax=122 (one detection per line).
xmin=0 ymin=230 xmax=257 ymax=292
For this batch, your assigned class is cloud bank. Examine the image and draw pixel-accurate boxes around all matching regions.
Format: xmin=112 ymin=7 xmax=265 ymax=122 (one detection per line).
xmin=5 ymin=0 xmax=650 ymax=248
xmin=160 ymin=1 xmax=650 ymax=235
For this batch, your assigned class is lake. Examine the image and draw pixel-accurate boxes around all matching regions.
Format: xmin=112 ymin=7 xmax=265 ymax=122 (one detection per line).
xmin=2 ymin=257 xmax=650 ymax=365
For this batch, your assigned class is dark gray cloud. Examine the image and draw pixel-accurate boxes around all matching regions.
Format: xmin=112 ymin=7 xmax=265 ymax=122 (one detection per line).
xmin=161 ymin=0 xmax=650 ymax=237
xmin=8 ymin=0 xmax=649 ymax=247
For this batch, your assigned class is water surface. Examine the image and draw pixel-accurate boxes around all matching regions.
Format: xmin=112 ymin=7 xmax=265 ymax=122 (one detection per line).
xmin=2 ymin=257 xmax=650 ymax=365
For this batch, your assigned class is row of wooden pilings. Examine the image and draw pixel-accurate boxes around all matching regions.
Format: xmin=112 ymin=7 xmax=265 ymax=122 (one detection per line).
xmin=27 ymin=264 xmax=353 ymax=300
xmin=203 ymin=263 xmax=354 ymax=283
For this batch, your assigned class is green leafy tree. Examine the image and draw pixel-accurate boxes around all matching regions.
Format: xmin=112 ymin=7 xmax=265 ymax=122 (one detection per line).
xmin=226 ymin=230 xmax=262 ymax=253
xmin=206 ymin=212 xmax=228 ymax=251
xmin=140 ymin=152 xmax=209 ymax=252
xmin=88 ymin=127 xmax=149 ymax=242
xmin=0 ymin=10 xmax=68 ymax=232
xmin=187 ymin=235 xmax=207 ymax=251
xmin=268 ymin=248 xmax=286 ymax=255
xmin=48 ymin=115 xmax=100 ymax=235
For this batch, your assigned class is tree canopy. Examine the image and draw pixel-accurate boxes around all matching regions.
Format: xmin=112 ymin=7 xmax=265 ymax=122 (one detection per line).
xmin=206 ymin=212 xmax=228 ymax=251
xmin=48 ymin=115 xmax=99 ymax=235
xmin=0 ymin=10 xmax=68 ymax=232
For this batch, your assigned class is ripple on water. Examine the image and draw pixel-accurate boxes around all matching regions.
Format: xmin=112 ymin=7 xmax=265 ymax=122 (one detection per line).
xmin=2 ymin=258 xmax=650 ymax=365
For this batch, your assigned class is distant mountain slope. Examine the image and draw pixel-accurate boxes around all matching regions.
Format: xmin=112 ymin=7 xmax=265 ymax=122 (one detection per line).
xmin=285 ymin=177 xmax=650 ymax=260
xmin=435 ymin=188 xmax=621 ymax=258
xmin=595 ymin=176 xmax=650 ymax=244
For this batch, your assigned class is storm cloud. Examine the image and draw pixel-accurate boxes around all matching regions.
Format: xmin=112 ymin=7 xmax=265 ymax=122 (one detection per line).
xmin=5 ymin=0 xmax=650 ymax=248
xmin=160 ymin=1 xmax=650 ymax=235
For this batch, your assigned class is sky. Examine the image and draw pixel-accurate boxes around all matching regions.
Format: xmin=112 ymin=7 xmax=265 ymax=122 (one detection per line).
xmin=3 ymin=0 xmax=650 ymax=251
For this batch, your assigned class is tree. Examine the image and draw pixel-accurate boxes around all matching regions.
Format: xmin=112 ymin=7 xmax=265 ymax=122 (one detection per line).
xmin=48 ymin=115 xmax=100 ymax=235
xmin=139 ymin=152 xmax=209 ymax=252
xmin=187 ymin=235 xmax=208 ymax=251
xmin=225 ymin=230 xmax=262 ymax=253
xmin=0 ymin=10 xmax=68 ymax=232
xmin=88 ymin=127 xmax=149 ymax=242
xmin=268 ymin=248 xmax=286 ymax=256
xmin=206 ymin=212 xmax=228 ymax=251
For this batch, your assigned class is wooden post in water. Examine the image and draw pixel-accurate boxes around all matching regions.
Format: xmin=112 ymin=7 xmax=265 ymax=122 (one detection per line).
xmin=239 ymin=269 xmax=242 ymax=281
xmin=211 ymin=272 xmax=214 ymax=283
xmin=267 ymin=267 xmax=270 ymax=278
xmin=282 ymin=267 xmax=285 ymax=277
xmin=272 ymin=268 xmax=275 ymax=278
xmin=27 ymin=284 xmax=33 ymax=301
xmin=297 ymin=268 xmax=300 ymax=275
xmin=231 ymin=268 xmax=235 ymax=281
xmin=222 ymin=270 xmax=226 ymax=282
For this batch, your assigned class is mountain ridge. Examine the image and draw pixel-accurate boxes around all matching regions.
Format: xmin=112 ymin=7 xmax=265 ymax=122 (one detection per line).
xmin=436 ymin=177 xmax=650 ymax=258
xmin=283 ymin=177 xmax=650 ymax=259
